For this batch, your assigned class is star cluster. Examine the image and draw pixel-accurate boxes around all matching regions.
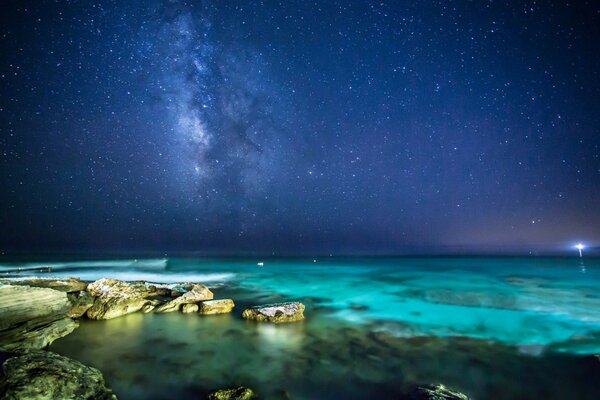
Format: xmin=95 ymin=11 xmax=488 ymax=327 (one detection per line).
xmin=1 ymin=1 xmax=599 ymax=254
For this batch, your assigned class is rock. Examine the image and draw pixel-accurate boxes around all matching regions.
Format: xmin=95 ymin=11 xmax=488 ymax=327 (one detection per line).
xmin=0 ymin=351 xmax=117 ymax=400
xmin=146 ymin=285 xmax=171 ymax=297
xmin=208 ymin=386 xmax=256 ymax=400
xmin=86 ymin=279 xmax=150 ymax=320
xmin=199 ymin=299 xmax=235 ymax=315
xmin=67 ymin=291 xmax=95 ymax=318
xmin=0 ymin=285 xmax=78 ymax=351
xmin=154 ymin=284 xmax=213 ymax=313
xmin=1 ymin=318 xmax=79 ymax=352
xmin=0 ymin=277 xmax=88 ymax=293
xmin=141 ymin=299 xmax=163 ymax=313
xmin=241 ymin=302 xmax=305 ymax=323
xmin=182 ymin=303 xmax=199 ymax=313
xmin=406 ymin=384 xmax=469 ymax=400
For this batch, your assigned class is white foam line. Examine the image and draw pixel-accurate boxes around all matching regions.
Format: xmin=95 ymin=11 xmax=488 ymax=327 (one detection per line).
xmin=0 ymin=258 xmax=169 ymax=270
xmin=44 ymin=271 xmax=236 ymax=283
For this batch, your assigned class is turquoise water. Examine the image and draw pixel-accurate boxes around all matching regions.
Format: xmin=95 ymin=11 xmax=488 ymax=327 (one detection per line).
xmin=2 ymin=257 xmax=600 ymax=399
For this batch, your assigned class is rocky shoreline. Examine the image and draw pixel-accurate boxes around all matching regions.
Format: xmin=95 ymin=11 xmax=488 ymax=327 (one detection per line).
xmin=0 ymin=277 xmax=469 ymax=399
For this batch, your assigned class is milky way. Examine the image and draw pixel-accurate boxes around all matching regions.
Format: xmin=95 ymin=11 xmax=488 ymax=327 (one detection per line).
xmin=0 ymin=1 xmax=599 ymax=254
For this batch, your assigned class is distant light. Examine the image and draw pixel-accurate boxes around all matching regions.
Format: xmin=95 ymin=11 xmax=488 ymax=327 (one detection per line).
xmin=257 ymin=262 xmax=264 ymax=267
xmin=575 ymin=243 xmax=585 ymax=258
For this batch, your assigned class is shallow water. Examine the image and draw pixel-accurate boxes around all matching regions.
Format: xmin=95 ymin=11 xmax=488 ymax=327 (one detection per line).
xmin=3 ymin=257 xmax=600 ymax=398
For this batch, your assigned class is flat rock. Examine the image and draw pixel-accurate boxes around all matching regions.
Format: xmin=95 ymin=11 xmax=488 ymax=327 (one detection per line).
xmin=0 ymin=351 xmax=117 ymax=400
xmin=154 ymin=284 xmax=213 ymax=313
xmin=0 ymin=318 xmax=79 ymax=352
xmin=199 ymin=299 xmax=235 ymax=315
xmin=242 ymin=302 xmax=305 ymax=323
xmin=406 ymin=384 xmax=469 ymax=400
xmin=182 ymin=303 xmax=199 ymax=313
xmin=208 ymin=386 xmax=256 ymax=400
xmin=0 ymin=285 xmax=78 ymax=351
xmin=0 ymin=277 xmax=88 ymax=293
xmin=86 ymin=279 xmax=150 ymax=320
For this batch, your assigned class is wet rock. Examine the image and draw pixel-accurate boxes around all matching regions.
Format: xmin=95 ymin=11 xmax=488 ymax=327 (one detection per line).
xmin=0 ymin=318 xmax=78 ymax=353
xmin=0 ymin=285 xmax=78 ymax=351
xmin=208 ymin=386 xmax=256 ymax=400
xmin=0 ymin=277 xmax=88 ymax=293
xmin=182 ymin=303 xmax=199 ymax=313
xmin=199 ymin=299 xmax=235 ymax=315
xmin=141 ymin=299 xmax=163 ymax=313
xmin=0 ymin=351 xmax=117 ymax=400
xmin=406 ymin=384 xmax=469 ymax=400
xmin=154 ymin=284 xmax=213 ymax=313
xmin=242 ymin=302 xmax=305 ymax=323
xmin=146 ymin=285 xmax=171 ymax=297
xmin=67 ymin=291 xmax=95 ymax=318
xmin=86 ymin=279 xmax=150 ymax=320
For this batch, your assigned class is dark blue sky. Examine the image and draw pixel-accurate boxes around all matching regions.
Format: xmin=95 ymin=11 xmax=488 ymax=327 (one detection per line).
xmin=1 ymin=1 xmax=599 ymax=254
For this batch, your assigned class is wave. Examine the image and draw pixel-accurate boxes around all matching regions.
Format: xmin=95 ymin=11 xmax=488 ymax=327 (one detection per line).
xmin=45 ymin=270 xmax=236 ymax=284
xmin=0 ymin=258 xmax=169 ymax=271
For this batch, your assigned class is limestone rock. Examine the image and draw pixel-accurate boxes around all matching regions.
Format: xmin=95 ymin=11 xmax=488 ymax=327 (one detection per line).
xmin=406 ymin=384 xmax=469 ymax=400
xmin=0 ymin=277 xmax=88 ymax=293
xmin=0 ymin=285 xmax=78 ymax=351
xmin=242 ymin=302 xmax=305 ymax=323
xmin=182 ymin=303 xmax=199 ymax=313
xmin=141 ymin=299 xmax=163 ymax=313
xmin=199 ymin=299 xmax=235 ymax=315
xmin=145 ymin=285 xmax=171 ymax=297
xmin=154 ymin=284 xmax=213 ymax=313
xmin=1 ymin=318 xmax=78 ymax=352
xmin=86 ymin=279 xmax=149 ymax=320
xmin=67 ymin=291 xmax=95 ymax=318
xmin=0 ymin=351 xmax=117 ymax=400
xmin=208 ymin=386 xmax=256 ymax=400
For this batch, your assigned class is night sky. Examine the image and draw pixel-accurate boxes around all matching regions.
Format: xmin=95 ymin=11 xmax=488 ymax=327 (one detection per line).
xmin=1 ymin=1 xmax=599 ymax=255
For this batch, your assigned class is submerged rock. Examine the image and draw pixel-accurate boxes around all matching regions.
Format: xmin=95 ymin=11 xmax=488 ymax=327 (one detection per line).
xmin=406 ymin=384 xmax=469 ymax=400
xmin=0 ymin=351 xmax=117 ymax=400
xmin=208 ymin=386 xmax=256 ymax=400
xmin=199 ymin=299 xmax=235 ymax=315
xmin=67 ymin=291 xmax=95 ymax=318
xmin=242 ymin=302 xmax=305 ymax=323
xmin=86 ymin=279 xmax=150 ymax=320
xmin=154 ymin=284 xmax=213 ymax=313
xmin=0 ymin=277 xmax=88 ymax=293
xmin=182 ymin=303 xmax=199 ymax=313
xmin=0 ymin=285 xmax=78 ymax=351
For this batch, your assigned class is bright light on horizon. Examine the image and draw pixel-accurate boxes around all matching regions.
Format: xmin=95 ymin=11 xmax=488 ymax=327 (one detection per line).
xmin=575 ymin=243 xmax=585 ymax=257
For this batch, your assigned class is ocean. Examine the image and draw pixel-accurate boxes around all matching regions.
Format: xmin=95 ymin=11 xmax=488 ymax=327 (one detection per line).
xmin=2 ymin=256 xmax=599 ymax=399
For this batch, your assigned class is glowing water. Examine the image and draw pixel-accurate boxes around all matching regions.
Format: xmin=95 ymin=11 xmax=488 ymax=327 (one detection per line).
xmin=3 ymin=257 xmax=599 ymax=351
xmin=2 ymin=257 xmax=599 ymax=398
